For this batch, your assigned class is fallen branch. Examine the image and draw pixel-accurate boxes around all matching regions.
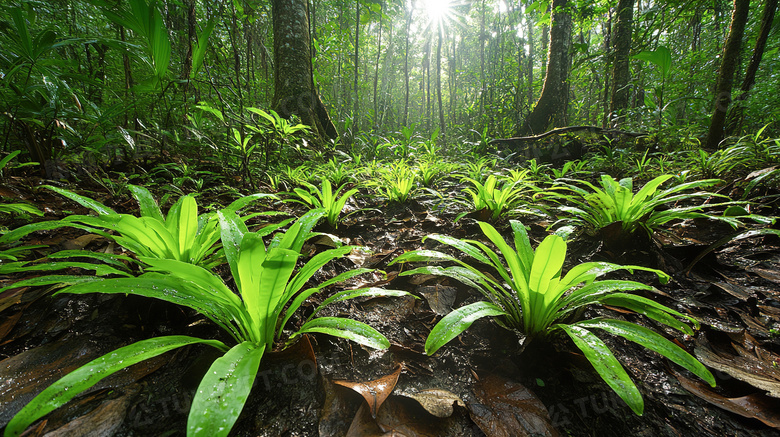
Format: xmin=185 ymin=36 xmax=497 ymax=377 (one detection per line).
xmin=490 ymin=125 xmax=647 ymax=148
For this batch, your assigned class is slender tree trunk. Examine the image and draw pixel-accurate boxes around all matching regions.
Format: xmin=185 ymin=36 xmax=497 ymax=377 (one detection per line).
xmin=725 ymin=0 xmax=778 ymax=136
xmin=272 ymin=0 xmax=338 ymax=140
xmin=601 ymin=9 xmax=612 ymax=127
xmin=353 ymin=0 xmax=360 ymax=130
xmin=526 ymin=3 xmax=534 ymax=108
xmin=403 ymin=3 xmax=412 ymax=126
xmin=437 ymin=26 xmax=445 ymax=137
xmin=373 ymin=2 xmax=384 ymax=125
xmin=229 ymin=1 xmax=243 ymax=109
xmin=704 ymin=0 xmax=750 ymax=149
xmin=521 ymin=0 xmax=572 ymax=135
xmin=479 ymin=0 xmax=486 ymax=121
xmin=609 ymin=0 xmax=634 ymax=127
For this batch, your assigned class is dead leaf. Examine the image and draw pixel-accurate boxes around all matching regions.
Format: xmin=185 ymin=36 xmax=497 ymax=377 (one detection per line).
xmin=468 ymin=373 xmax=558 ymax=437
xmin=42 ymin=385 xmax=140 ymax=436
xmin=748 ymin=267 xmax=780 ymax=284
xmin=62 ymin=234 xmax=106 ymax=251
xmin=397 ymin=388 xmax=465 ymax=418
xmin=320 ymin=377 xmax=360 ymax=437
xmin=417 ymin=285 xmax=457 ymax=316
xmin=673 ymin=369 xmax=780 ymax=428
xmin=335 ymin=365 xmax=403 ymax=419
xmin=346 ymin=402 xmax=394 ymax=437
xmin=694 ymin=333 xmax=780 ymax=398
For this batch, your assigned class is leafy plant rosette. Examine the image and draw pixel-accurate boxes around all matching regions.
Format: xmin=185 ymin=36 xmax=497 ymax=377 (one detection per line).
xmin=389 ymin=220 xmax=715 ymax=415
xmin=458 ymin=174 xmax=530 ymax=222
xmin=283 ymin=178 xmax=359 ymax=228
xmin=4 ymin=209 xmax=411 ymax=437
xmin=0 ymin=185 xmax=277 ymax=269
xmin=538 ymin=174 xmax=754 ymax=243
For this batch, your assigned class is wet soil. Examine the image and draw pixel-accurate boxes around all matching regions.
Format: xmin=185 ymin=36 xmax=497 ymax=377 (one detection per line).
xmin=2 ymin=175 xmax=780 ymax=436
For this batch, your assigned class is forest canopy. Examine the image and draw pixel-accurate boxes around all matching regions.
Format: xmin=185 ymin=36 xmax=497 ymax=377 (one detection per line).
xmin=0 ymin=0 xmax=778 ymax=177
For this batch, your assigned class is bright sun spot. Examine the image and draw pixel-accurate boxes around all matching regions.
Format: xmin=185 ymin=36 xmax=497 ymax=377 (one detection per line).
xmin=421 ymin=0 xmax=452 ymax=24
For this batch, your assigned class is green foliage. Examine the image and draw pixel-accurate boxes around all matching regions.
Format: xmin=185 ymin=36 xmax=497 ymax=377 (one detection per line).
xmin=540 ymin=174 xmax=734 ymax=238
xmin=371 ymin=161 xmax=418 ymax=203
xmin=390 ymin=220 xmax=714 ymax=415
xmin=102 ymin=0 xmax=171 ymax=80
xmin=0 ymin=185 xmax=276 ymax=268
xmin=285 ymin=178 xmax=359 ymax=228
xmin=459 ymin=174 xmax=528 ymax=222
xmin=4 ymin=209 xmax=410 ymax=437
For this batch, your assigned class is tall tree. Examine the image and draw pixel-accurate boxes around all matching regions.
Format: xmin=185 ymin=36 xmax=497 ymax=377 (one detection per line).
xmin=521 ymin=0 xmax=572 ymax=135
xmin=704 ymin=0 xmax=750 ymax=149
xmin=271 ymin=0 xmax=337 ymax=140
xmin=609 ymin=0 xmax=634 ymax=127
xmin=725 ymin=0 xmax=778 ymax=136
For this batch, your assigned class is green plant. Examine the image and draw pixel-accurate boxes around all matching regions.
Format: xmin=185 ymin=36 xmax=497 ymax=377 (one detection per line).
xmin=248 ymin=108 xmax=310 ymax=166
xmin=0 ymin=185 xmax=276 ymax=268
xmin=4 ymin=209 xmax=409 ymax=437
xmin=550 ymin=160 xmax=586 ymax=180
xmin=523 ymin=158 xmax=550 ymax=180
xmin=459 ymin=174 xmax=528 ymax=222
xmin=321 ymin=156 xmax=354 ymax=186
xmin=461 ymin=156 xmax=497 ymax=183
xmin=540 ymin=174 xmax=735 ymax=239
xmin=372 ymin=161 xmax=418 ymax=203
xmin=285 ymin=178 xmax=359 ymax=228
xmin=416 ymin=158 xmax=451 ymax=188
xmin=390 ymin=220 xmax=715 ymax=415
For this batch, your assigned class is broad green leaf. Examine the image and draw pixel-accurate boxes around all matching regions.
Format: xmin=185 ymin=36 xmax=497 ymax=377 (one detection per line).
xmin=44 ymin=185 xmax=115 ymax=215
xmin=5 ymin=336 xmax=227 ymax=437
xmin=575 ymin=319 xmax=715 ymax=386
xmin=597 ymin=293 xmax=697 ymax=334
xmin=128 ymin=184 xmax=164 ymax=222
xmin=425 ymin=233 xmax=493 ymax=266
xmin=425 ymin=301 xmax=507 ymax=356
xmin=296 ymin=317 xmax=391 ymax=350
xmin=188 ymin=342 xmax=264 ymax=437
xmin=0 ymin=275 xmax=102 ymax=294
xmin=286 ymin=246 xmax=354 ymax=297
xmin=218 ymin=209 xmax=249 ymax=282
xmin=257 ymin=248 xmax=298 ymax=344
xmin=557 ymin=324 xmax=644 ymax=415
xmin=529 ymin=235 xmax=566 ymax=310
xmin=190 ymin=18 xmax=215 ymax=78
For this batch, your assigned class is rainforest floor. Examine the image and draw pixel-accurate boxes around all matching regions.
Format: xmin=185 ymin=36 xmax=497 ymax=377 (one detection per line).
xmin=2 ymin=170 xmax=780 ymax=437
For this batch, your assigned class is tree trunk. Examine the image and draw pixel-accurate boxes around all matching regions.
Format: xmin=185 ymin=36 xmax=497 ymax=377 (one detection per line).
xmin=704 ymin=0 xmax=750 ymax=149
xmin=403 ymin=3 xmax=412 ymax=126
xmin=272 ymin=0 xmax=338 ymax=140
xmin=353 ymin=0 xmax=360 ymax=130
xmin=609 ymin=0 xmax=634 ymax=127
xmin=725 ymin=0 xmax=778 ymax=136
xmin=437 ymin=26 xmax=445 ymax=137
xmin=521 ymin=0 xmax=572 ymax=135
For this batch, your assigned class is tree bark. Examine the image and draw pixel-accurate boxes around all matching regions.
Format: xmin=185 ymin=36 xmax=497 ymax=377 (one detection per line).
xmin=521 ymin=0 xmax=572 ymax=135
xmin=271 ymin=0 xmax=337 ymax=141
xmin=704 ymin=0 xmax=750 ymax=149
xmin=609 ymin=0 xmax=634 ymax=127
xmin=353 ymin=0 xmax=360 ymax=130
xmin=725 ymin=0 xmax=778 ymax=136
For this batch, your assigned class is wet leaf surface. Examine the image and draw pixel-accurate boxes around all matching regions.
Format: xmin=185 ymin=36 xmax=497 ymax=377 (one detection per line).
xmin=334 ymin=365 xmax=403 ymax=418
xmin=1 ymin=175 xmax=780 ymax=436
xmin=468 ymin=373 xmax=558 ymax=437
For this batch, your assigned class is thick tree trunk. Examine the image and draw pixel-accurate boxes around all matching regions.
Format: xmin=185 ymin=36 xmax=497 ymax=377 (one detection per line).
xmin=272 ymin=0 xmax=337 ymax=141
xmin=521 ymin=0 xmax=572 ymax=135
xmin=725 ymin=0 xmax=778 ymax=136
xmin=704 ymin=0 xmax=750 ymax=149
xmin=609 ymin=0 xmax=634 ymax=127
